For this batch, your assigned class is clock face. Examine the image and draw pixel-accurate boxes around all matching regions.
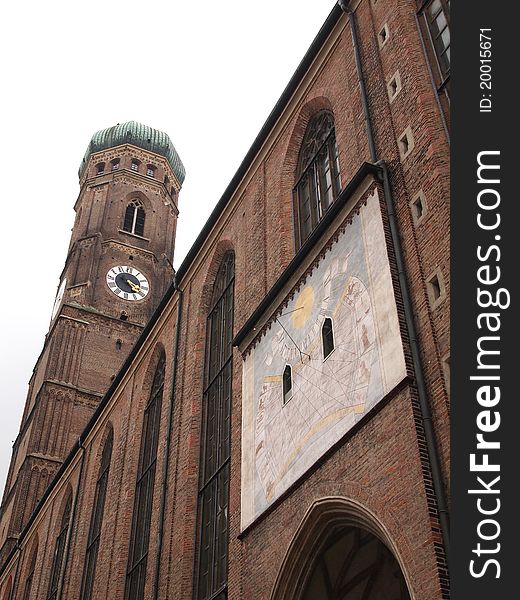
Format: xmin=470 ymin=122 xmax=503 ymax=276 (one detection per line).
xmin=106 ymin=266 xmax=150 ymax=301
xmin=51 ymin=278 xmax=67 ymax=320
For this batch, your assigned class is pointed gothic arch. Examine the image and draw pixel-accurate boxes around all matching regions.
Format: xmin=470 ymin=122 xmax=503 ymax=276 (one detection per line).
xmin=197 ymin=240 xmax=235 ymax=317
xmin=47 ymin=486 xmax=73 ymax=600
xmin=271 ymin=497 xmax=413 ymax=600
xmin=22 ymin=535 xmax=39 ymax=600
xmin=194 ymin=250 xmax=235 ymax=600
xmin=80 ymin=425 xmax=114 ymax=600
xmin=1 ymin=576 xmax=12 ymax=600
xmin=125 ymin=350 xmax=166 ymax=599
xmin=123 ymin=198 xmax=146 ymax=236
xmin=293 ymin=110 xmax=341 ymax=246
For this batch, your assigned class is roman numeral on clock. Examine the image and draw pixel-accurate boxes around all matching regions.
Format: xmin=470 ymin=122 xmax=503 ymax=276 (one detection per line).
xmin=107 ymin=266 xmax=149 ymax=301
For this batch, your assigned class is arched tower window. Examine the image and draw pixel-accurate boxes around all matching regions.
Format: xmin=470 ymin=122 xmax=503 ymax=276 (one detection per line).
xmin=123 ymin=199 xmax=146 ymax=237
xmin=131 ymin=159 xmax=140 ymax=172
xmin=80 ymin=429 xmax=114 ymax=600
xmin=125 ymin=353 xmax=166 ymax=600
xmin=322 ymin=317 xmax=334 ymax=359
xmin=294 ymin=111 xmax=341 ymax=246
xmin=195 ymin=252 xmax=235 ymax=600
xmin=47 ymin=492 xmax=72 ymax=600
xmin=96 ymin=162 xmax=105 ymax=176
xmin=22 ymin=538 xmax=39 ymax=600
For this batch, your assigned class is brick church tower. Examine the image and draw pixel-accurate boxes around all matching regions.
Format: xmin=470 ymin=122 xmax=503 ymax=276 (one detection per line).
xmin=0 ymin=122 xmax=185 ymax=565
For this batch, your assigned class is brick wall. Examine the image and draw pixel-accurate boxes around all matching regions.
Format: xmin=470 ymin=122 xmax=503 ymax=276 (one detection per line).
xmin=0 ymin=2 xmax=450 ymax=597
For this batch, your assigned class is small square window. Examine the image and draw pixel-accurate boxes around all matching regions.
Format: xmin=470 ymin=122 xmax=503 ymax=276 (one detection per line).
xmin=378 ymin=23 xmax=390 ymax=47
xmin=398 ymin=127 xmax=414 ymax=160
xmin=399 ymin=135 xmax=409 ymax=156
xmin=430 ymin=276 xmax=441 ymax=300
xmin=410 ymin=190 xmax=427 ymax=225
xmin=426 ymin=269 xmax=446 ymax=309
xmin=387 ymin=71 xmax=402 ymax=102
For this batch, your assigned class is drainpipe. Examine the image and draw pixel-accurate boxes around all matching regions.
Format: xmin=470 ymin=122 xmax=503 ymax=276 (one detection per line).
xmin=153 ymin=282 xmax=184 ymax=599
xmin=343 ymin=0 xmax=377 ymax=163
xmin=337 ymin=0 xmax=451 ymax=560
xmin=58 ymin=441 xmax=86 ymax=600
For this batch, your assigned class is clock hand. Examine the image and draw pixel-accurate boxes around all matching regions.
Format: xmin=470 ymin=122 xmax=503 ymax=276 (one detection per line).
xmin=126 ymin=279 xmax=141 ymax=293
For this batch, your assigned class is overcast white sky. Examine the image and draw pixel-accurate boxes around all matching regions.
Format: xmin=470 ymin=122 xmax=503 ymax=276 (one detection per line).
xmin=0 ymin=2 xmax=336 ymax=497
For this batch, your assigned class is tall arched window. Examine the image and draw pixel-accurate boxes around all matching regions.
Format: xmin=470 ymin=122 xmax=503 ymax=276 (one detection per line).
xmin=22 ymin=538 xmax=39 ymax=600
xmin=80 ymin=429 xmax=114 ymax=600
xmin=123 ymin=199 xmax=146 ymax=237
xmin=1 ymin=577 xmax=12 ymax=600
xmin=47 ymin=492 xmax=72 ymax=600
xmin=125 ymin=353 xmax=166 ymax=600
xmin=195 ymin=252 xmax=235 ymax=600
xmin=424 ymin=0 xmax=450 ymax=78
xmin=294 ymin=111 xmax=341 ymax=246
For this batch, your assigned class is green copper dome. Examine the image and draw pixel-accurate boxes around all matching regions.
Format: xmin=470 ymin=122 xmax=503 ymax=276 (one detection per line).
xmin=79 ymin=121 xmax=185 ymax=183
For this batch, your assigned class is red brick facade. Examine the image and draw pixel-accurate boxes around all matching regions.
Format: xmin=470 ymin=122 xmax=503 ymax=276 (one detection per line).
xmin=0 ymin=139 xmax=182 ymax=568
xmin=0 ymin=2 xmax=450 ymax=598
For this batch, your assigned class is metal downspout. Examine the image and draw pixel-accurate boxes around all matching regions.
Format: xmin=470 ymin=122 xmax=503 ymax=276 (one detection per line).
xmin=378 ymin=159 xmax=451 ymax=559
xmin=338 ymin=0 xmax=451 ymax=560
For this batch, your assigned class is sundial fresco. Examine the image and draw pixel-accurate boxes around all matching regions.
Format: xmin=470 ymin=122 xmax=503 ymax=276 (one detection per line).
xmin=241 ymin=191 xmax=407 ymax=530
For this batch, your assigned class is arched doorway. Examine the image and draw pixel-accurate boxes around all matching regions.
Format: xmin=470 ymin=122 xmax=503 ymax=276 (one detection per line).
xmin=271 ymin=498 xmax=413 ymax=600
xmin=301 ymin=525 xmax=410 ymax=600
